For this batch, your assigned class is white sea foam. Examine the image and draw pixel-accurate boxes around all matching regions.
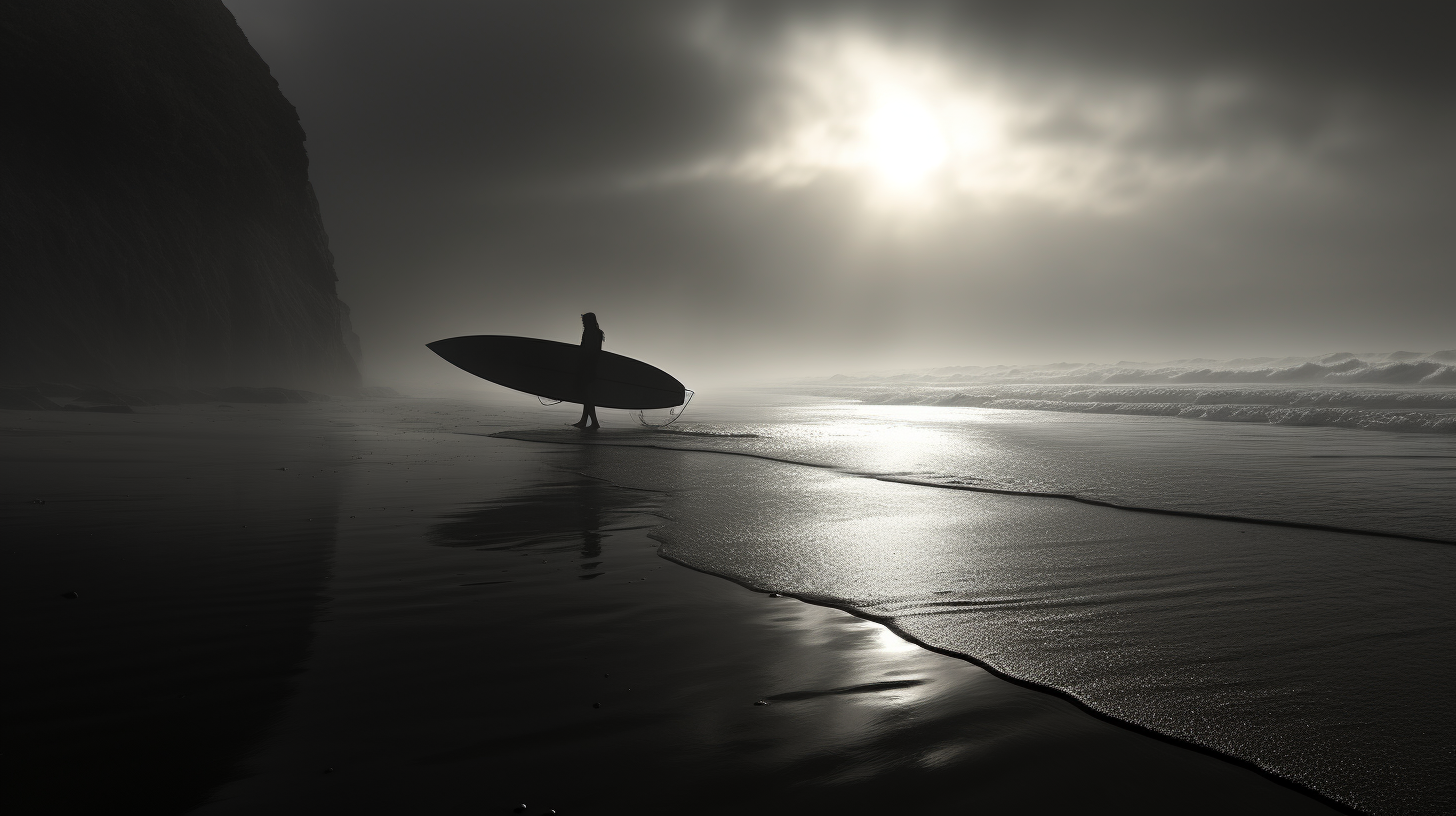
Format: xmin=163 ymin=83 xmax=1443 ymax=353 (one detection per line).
xmin=801 ymin=351 xmax=1456 ymax=433
xmin=826 ymin=350 xmax=1456 ymax=387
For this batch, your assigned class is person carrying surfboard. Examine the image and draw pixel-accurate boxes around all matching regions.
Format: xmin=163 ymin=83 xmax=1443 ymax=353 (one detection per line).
xmin=571 ymin=312 xmax=604 ymax=430
xmin=425 ymin=319 xmax=685 ymax=420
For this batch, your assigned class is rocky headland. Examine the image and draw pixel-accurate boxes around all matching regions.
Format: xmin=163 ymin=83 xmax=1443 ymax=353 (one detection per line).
xmin=1 ymin=0 xmax=362 ymax=399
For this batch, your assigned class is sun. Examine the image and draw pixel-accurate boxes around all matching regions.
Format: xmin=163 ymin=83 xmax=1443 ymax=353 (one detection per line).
xmin=777 ymin=35 xmax=969 ymax=209
xmin=696 ymin=29 xmax=1017 ymax=212
xmin=860 ymin=98 xmax=948 ymax=190
xmin=676 ymin=24 xmax=1206 ymax=216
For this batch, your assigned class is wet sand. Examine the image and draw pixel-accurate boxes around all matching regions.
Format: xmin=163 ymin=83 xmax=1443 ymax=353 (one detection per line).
xmin=3 ymin=399 xmax=1343 ymax=814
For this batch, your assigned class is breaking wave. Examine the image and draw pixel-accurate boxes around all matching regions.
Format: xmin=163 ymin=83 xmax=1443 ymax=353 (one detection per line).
xmin=823 ymin=350 xmax=1456 ymax=387
xmin=800 ymin=351 xmax=1456 ymax=433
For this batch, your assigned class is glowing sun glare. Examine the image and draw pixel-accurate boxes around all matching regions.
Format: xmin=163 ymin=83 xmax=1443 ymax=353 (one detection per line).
xmin=667 ymin=23 xmax=1242 ymax=217
xmin=862 ymin=100 xmax=948 ymax=188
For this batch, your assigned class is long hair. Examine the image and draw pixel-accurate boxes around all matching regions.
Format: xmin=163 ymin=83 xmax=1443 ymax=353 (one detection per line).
xmin=581 ymin=312 xmax=604 ymax=342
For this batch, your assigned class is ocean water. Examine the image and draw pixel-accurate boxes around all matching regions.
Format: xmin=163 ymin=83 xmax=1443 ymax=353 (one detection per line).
xmin=809 ymin=384 xmax=1456 ymax=434
xmin=495 ymin=389 xmax=1456 ymax=814
xmin=802 ymin=352 xmax=1456 ymax=434
xmin=517 ymin=391 xmax=1455 ymax=542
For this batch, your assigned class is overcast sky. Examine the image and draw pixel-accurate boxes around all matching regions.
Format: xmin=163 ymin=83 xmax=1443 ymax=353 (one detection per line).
xmin=222 ymin=0 xmax=1453 ymax=387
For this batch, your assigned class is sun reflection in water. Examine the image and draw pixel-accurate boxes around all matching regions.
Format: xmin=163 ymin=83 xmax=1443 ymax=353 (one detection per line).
xmin=868 ymin=620 xmax=922 ymax=654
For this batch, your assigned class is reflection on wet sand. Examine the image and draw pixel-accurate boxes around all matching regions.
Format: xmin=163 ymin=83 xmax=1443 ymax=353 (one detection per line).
xmin=429 ymin=445 xmax=663 ymax=564
xmin=187 ymin=431 xmax=1337 ymax=814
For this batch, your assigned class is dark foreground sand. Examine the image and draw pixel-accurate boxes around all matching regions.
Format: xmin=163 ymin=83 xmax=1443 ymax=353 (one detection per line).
xmin=4 ymin=400 xmax=1342 ymax=814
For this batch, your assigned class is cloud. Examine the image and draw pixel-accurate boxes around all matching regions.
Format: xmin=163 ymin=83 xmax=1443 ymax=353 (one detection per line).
xmin=623 ymin=3 xmax=1452 ymax=215
xmin=229 ymin=0 xmax=1453 ymax=204
xmin=221 ymin=0 xmax=1455 ymax=381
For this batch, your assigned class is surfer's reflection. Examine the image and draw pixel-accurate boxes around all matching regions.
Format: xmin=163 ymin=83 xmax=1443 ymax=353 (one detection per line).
xmin=426 ymin=447 xmax=656 ymax=564
xmin=571 ymin=312 xmax=604 ymax=431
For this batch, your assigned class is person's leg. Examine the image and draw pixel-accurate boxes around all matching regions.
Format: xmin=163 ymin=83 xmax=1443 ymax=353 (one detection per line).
xmin=572 ymin=405 xmax=589 ymax=428
xmin=585 ymin=404 xmax=600 ymax=430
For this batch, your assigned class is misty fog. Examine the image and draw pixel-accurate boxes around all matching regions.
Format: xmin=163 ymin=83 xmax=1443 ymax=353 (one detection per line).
xmin=222 ymin=0 xmax=1454 ymax=391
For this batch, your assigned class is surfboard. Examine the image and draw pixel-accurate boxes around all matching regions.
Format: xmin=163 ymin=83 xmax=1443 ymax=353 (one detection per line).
xmin=426 ymin=335 xmax=686 ymax=410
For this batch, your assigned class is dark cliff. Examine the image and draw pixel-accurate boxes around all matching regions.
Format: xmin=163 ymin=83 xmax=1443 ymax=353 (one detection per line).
xmin=0 ymin=0 xmax=361 ymax=392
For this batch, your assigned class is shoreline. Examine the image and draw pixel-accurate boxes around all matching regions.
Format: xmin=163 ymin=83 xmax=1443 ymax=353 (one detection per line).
xmin=654 ymin=548 xmax=1359 ymax=815
xmin=494 ymin=405 xmax=1452 ymax=815
xmin=0 ymin=400 xmax=1378 ymax=813
xmin=491 ymin=429 xmax=1456 ymax=546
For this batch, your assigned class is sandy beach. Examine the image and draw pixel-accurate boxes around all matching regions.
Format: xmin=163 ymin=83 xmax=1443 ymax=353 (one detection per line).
xmin=4 ymin=397 xmax=1352 ymax=814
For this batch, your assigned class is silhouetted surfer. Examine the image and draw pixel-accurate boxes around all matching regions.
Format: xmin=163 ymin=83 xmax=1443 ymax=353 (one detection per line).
xmin=572 ymin=312 xmax=604 ymax=430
